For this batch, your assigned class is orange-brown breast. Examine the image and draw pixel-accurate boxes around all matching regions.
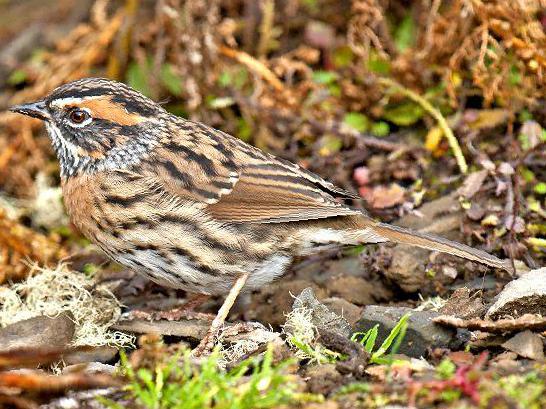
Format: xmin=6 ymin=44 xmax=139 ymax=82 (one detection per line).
xmin=62 ymin=174 xmax=105 ymax=243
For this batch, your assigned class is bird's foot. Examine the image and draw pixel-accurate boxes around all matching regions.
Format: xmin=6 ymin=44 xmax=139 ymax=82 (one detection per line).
xmin=192 ymin=322 xmax=259 ymax=357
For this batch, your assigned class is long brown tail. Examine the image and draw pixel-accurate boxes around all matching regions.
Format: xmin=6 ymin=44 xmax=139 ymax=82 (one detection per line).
xmin=371 ymin=222 xmax=513 ymax=273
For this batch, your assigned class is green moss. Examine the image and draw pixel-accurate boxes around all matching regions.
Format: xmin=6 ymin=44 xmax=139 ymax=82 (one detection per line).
xmin=495 ymin=372 xmax=546 ymax=409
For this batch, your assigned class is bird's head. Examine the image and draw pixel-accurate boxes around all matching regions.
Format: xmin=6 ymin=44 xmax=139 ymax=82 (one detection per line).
xmin=10 ymin=78 xmax=166 ymax=177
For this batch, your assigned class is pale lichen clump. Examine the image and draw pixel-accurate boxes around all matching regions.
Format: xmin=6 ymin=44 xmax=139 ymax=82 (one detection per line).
xmin=283 ymin=306 xmax=317 ymax=355
xmin=0 ymin=263 xmax=134 ymax=347
xmin=282 ymin=306 xmax=334 ymax=364
xmin=218 ymin=324 xmax=280 ymax=368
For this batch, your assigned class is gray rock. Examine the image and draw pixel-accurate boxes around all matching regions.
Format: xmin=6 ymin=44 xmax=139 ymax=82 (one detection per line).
xmin=322 ymin=297 xmax=362 ymax=327
xmin=292 ymin=287 xmax=352 ymax=338
xmin=0 ymin=314 xmax=75 ymax=352
xmin=502 ymin=330 xmax=545 ymax=361
xmin=386 ymin=193 xmax=463 ymax=293
xmin=354 ymin=306 xmax=468 ymax=358
xmin=63 ymin=346 xmax=118 ymax=365
xmin=486 ymin=267 xmax=546 ymax=319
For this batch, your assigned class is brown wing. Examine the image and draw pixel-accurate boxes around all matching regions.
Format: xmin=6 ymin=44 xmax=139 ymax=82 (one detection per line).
xmin=138 ymin=118 xmax=360 ymax=223
xmin=207 ymin=160 xmax=361 ymax=223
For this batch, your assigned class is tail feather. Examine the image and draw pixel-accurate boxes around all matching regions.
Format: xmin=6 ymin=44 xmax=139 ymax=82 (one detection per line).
xmin=371 ymin=222 xmax=513 ymax=273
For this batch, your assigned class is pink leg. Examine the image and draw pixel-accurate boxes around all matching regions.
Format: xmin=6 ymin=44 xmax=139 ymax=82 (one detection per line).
xmin=192 ymin=272 xmax=250 ymax=357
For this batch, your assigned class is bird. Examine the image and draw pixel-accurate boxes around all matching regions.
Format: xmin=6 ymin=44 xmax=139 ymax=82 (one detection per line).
xmin=11 ymin=78 xmax=512 ymax=354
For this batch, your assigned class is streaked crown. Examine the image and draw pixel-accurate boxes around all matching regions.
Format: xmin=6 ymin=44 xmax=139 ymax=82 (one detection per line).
xmin=10 ymin=78 xmax=167 ymax=177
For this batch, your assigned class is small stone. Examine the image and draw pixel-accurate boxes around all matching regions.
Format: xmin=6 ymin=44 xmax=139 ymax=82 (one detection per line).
xmin=354 ymin=306 xmax=468 ymax=358
xmin=465 ymin=203 xmax=485 ymax=221
xmin=63 ymin=346 xmax=118 ymax=366
xmin=292 ymin=288 xmax=352 ymax=338
xmin=0 ymin=314 xmax=75 ymax=352
xmin=325 ymin=275 xmax=376 ymax=306
xmin=486 ymin=267 xmax=546 ymax=319
xmin=304 ymin=364 xmax=342 ymax=395
xmin=322 ymin=297 xmax=362 ymax=327
xmin=385 ymin=245 xmax=428 ymax=293
xmin=497 ymin=162 xmax=515 ymax=176
xmin=442 ymin=266 xmax=458 ymax=280
xmin=439 ymin=288 xmax=486 ymax=319
xmin=502 ymin=330 xmax=544 ymax=360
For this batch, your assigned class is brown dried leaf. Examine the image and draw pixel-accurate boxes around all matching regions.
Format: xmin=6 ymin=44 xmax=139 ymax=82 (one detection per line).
xmin=0 ymin=209 xmax=67 ymax=284
xmin=457 ymin=170 xmax=488 ymax=199
xmin=0 ymin=370 xmax=118 ymax=393
xmin=433 ymin=314 xmax=546 ymax=334
xmin=360 ymin=183 xmax=405 ymax=209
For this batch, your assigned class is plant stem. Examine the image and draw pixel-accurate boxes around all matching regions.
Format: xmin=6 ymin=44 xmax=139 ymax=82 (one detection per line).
xmin=378 ymin=77 xmax=468 ymax=174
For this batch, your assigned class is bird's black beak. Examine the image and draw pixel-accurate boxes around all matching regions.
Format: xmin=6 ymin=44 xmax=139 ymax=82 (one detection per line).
xmin=9 ymin=100 xmax=50 ymax=121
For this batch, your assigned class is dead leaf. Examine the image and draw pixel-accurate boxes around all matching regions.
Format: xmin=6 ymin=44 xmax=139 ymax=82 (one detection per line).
xmin=464 ymin=109 xmax=509 ymax=130
xmin=457 ymin=170 xmax=488 ymax=199
xmin=433 ymin=314 xmax=546 ymax=334
xmin=360 ymin=184 xmax=405 ymax=209
xmin=0 ymin=209 xmax=67 ymax=284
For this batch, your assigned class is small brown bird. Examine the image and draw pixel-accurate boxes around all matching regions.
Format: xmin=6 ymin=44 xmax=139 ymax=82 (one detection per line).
xmin=11 ymin=78 xmax=511 ymax=354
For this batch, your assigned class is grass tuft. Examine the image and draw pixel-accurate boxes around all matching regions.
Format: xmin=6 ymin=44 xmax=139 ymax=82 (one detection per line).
xmin=351 ymin=312 xmax=410 ymax=364
xmin=103 ymin=345 xmax=320 ymax=409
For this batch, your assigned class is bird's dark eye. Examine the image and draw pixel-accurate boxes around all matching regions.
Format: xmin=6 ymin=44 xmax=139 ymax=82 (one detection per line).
xmin=69 ymin=109 xmax=90 ymax=124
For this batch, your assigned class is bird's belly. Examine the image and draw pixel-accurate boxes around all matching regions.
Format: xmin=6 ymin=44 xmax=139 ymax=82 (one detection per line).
xmin=245 ymin=253 xmax=292 ymax=290
xmin=98 ymin=238 xmax=292 ymax=295
xmin=105 ymin=244 xmax=230 ymax=294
